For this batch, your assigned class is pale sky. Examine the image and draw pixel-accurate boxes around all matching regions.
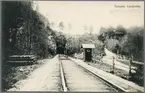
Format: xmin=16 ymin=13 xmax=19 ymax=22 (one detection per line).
xmin=33 ymin=1 xmax=144 ymax=35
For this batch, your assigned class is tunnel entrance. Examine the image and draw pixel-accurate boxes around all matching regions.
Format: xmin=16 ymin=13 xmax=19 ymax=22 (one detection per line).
xmin=56 ymin=46 xmax=65 ymax=54
xmin=55 ymin=32 xmax=67 ymax=54
xmin=56 ymin=41 xmax=66 ymax=54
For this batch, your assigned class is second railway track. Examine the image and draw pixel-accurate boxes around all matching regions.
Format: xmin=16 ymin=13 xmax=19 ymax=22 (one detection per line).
xmin=59 ymin=54 xmax=123 ymax=92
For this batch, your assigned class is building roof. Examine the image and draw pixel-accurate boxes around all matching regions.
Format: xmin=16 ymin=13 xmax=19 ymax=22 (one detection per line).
xmin=81 ymin=44 xmax=95 ymax=48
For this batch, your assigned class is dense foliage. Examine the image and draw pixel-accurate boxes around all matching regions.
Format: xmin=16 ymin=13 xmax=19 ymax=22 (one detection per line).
xmin=64 ymin=33 xmax=104 ymax=59
xmin=98 ymin=25 xmax=144 ymax=62
xmin=2 ymin=1 xmax=57 ymax=61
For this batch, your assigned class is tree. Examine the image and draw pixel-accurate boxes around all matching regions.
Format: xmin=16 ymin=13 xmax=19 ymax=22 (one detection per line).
xmin=68 ymin=23 xmax=72 ymax=34
xmin=89 ymin=25 xmax=93 ymax=35
xmin=115 ymin=25 xmax=127 ymax=40
xmin=59 ymin=21 xmax=64 ymax=32
xmin=97 ymin=26 xmax=143 ymax=62
xmin=105 ymin=27 xmax=115 ymax=39
xmin=2 ymin=1 xmax=33 ymax=60
xmin=98 ymin=34 xmax=105 ymax=42
xmin=2 ymin=1 xmax=57 ymax=59
xmin=120 ymin=28 xmax=143 ymax=61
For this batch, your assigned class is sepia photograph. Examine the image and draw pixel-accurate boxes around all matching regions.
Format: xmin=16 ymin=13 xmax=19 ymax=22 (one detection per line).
xmin=1 ymin=1 xmax=144 ymax=92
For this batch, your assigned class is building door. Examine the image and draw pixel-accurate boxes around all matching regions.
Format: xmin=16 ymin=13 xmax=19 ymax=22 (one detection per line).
xmin=85 ymin=48 xmax=92 ymax=61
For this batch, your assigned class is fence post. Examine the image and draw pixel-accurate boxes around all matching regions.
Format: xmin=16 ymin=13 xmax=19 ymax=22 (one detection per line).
xmin=129 ymin=57 xmax=132 ymax=75
xmin=112 ymin=56 xmax=115 ymax=74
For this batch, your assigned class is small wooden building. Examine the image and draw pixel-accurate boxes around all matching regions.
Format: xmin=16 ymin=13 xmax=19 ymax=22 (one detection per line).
xmin=81 ymin=44 xmax=95 ymax=62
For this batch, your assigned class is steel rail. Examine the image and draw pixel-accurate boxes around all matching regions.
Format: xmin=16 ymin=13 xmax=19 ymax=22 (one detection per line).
xmin=59 ymin=56 xmax=68 ymax=92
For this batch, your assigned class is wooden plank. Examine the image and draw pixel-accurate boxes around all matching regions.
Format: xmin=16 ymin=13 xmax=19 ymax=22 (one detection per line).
xmin=7 ymin=61 xmax=34 ymax=63
xmin=132 ymin=61 xmax=144 ymax=66
xmin=116 ymin=58 xmax=143 ymax=66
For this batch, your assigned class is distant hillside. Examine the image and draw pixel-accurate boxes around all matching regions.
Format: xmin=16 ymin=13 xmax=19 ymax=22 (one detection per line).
xmin=98 ymin=26 xmax=144 ymax=62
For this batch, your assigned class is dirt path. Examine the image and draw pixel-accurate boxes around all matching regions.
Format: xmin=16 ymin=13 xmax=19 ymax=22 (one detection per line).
xmin=8 ymin=55 xmax=61 ymax=91
xmin=103 ymin=48 xmax=136 ymax=73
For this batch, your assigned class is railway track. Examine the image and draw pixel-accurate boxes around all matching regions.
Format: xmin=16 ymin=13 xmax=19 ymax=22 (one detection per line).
xmin=8 ymin=54 xmax=142 ymax=92
xmin=59 ymin=54 xmax=123 ymax=92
